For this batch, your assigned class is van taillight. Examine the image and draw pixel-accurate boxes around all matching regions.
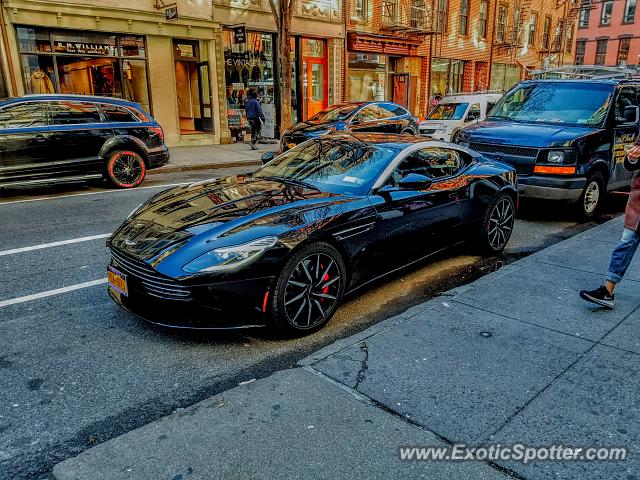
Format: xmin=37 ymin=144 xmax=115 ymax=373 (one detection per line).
xmin=150 ymin=126 xmax=164 ymax=142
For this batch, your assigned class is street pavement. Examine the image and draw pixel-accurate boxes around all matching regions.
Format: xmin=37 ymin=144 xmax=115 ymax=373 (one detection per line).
xmin=53 ymin=216 xmax=640 ymax=480
xmin=0 ymin=167 xmax=630 ymax=480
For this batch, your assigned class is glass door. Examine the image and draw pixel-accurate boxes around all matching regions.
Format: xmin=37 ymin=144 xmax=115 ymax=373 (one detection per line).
xmin=197 ymin=62 xmax=213 ymax=133
xmin=301 ymin=38 xmax=327 ymax=120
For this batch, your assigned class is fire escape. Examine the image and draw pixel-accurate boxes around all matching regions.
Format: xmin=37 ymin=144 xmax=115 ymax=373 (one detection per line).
xmin=543 ymin=0 xmax=595 ymax=66
xmin=380 ymin=0 xmax=438 ymax=34
xmin=493 ymin=0 xmax=534 ymax=61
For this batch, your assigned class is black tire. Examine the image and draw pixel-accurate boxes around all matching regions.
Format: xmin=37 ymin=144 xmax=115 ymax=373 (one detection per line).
xmin=451 ymin=129 xmax=461 ymax=143
xmin=576 ymin=171 xmax=604 ymax=220
xmin=105 ymin=150 xmax=146 ymax=188
xmin=478 ymin=193 xmax=516 ymax=255
xmin=269 ymin=242 xmax=346 ymax=336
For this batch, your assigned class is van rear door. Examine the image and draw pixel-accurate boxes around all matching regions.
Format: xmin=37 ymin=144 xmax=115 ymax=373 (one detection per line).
xmin=610 ymin=85 xmax=639 ymax=189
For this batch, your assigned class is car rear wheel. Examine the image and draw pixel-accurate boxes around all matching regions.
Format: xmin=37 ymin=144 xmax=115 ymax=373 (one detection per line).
xmin=478 ymin=193 xmax=515 ymax=254
xmin=105 ymin=150 xmax=146 ymax=188
xmin=269 ymin=242 xmax=346 ymax=336
xmin=576 ymin=172 xmax=604 ymax=220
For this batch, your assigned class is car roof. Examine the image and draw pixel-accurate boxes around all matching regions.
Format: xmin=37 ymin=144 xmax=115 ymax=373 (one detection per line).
xmin=519 ymin=78 xmax=635 ymax=86
xmin=2 ymin=94 xmax=141 ymax=108
xmin=440 ymin=93 xmax=503 ymax=102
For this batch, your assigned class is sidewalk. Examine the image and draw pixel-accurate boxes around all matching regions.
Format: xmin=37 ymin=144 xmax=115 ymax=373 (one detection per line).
xmin=53 ymin=216 xmax=640 ymax=480
xmin=148 ymin=141 xmax=279 ymax=175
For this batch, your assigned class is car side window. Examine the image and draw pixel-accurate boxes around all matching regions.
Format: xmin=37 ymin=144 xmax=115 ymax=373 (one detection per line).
xmin=466 ymin=103 xmax=481 ymax=122
xmin=615 ymin=86 xmax=638 ymax=120
xmin=381 ymin=102 xmax=407 ymax=116
xmin=49 ymin=101 xmax=102 ymax=125
xmin=357 ymin=104 xmax=393 ymax=122
xmin=0 ymin=102 xmax=47 ymax=129
xmin=102 ymin=105 xmax=139 ymax=123
xmin=385 ymin=148 xmax=465 ymax=186
xmin=486 ymin=102 xmax=496 ymax=115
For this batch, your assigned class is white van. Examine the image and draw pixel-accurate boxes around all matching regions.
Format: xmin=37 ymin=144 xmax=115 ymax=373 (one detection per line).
xmin=419 ymin=92 xmax=503 ymax=142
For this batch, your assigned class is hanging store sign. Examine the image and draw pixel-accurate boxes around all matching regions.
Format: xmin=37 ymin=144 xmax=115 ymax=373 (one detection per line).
xmin=165 ymin=5 xmax=178 ymax=21
xmin=233 ymin=25 xmax=246 ymax=44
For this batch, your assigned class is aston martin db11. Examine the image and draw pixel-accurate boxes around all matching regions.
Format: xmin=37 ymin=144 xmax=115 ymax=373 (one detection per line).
xmin=107 ymin=133 xmax=517 ymax=335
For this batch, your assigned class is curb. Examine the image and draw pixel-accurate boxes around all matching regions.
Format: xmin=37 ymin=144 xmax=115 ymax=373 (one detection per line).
xmin=148 ymin=160 xmax=262 ymax=175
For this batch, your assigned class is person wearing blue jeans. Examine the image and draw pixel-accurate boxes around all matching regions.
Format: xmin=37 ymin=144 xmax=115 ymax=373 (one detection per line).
xmin=581 ymin=137 xmax=640 ymax=308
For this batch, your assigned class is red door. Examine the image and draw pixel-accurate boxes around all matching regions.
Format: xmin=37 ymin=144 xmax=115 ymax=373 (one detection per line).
xmin=302 ymin=38 xmax=328 ymax=120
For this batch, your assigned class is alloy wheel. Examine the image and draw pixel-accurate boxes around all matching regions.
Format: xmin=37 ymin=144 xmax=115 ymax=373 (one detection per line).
xmin=112 ymin=154 xmax=143 ymax=185
xmin=583 ymin=180 xmax=600 ymax=215
xmin=283 ymin=252 xmax=341 ymax=329
xmin=488 ymin=197 xmax=514 ymax=250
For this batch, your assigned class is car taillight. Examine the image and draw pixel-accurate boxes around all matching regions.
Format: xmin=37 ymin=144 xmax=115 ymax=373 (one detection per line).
xmin=150 ymin=126 xmax=164 ymax=142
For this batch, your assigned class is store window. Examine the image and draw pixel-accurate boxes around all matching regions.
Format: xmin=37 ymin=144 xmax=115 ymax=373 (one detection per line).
xmin=173 ymin=40 xmax=213 ymax=134
xmin=430 ymin=58 xmax=464 ymax=98
xmin=489 ymin=64 xmax=520 ymax=91
xmin=16 ymin=27 xmax=151 ymax=114
xmin=224 ymin=30 xmax=276 ymax=139
xmin=348 ymin=53 xmax=387 ymax=102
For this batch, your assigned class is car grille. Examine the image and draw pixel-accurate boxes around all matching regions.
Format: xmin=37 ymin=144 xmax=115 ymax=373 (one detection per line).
xmin=470 ymin=142 xmax=539 ymax=175
xmin=420 ymin=128 xmax=436 ymax=135
xmin=110 ymin=248 xmax=192 ymax=301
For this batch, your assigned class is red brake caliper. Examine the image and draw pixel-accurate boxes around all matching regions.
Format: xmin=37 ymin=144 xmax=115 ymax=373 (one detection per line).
xmin=321 ymin=264 xmax=329 ymax=301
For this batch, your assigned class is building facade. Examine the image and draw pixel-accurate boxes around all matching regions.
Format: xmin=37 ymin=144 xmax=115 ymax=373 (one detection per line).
xmin=214 ymin=0 xmax=344 ymax=140
xmin=343 ymin=0 xmax=578 ymax=117
xmin=575 ymin=0 xmax=638 ymax=67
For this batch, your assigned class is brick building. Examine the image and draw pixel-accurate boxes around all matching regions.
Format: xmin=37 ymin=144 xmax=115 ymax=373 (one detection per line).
xmin=574 ymin=0 xmax=638 ymax=67
xmin=343 ymin=0 xmax=578 ymax=117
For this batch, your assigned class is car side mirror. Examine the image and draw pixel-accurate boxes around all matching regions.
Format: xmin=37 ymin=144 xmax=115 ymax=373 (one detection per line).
xmin=619 ymin=106 xmax=640 ymax=125
xmin=397 ymin=173 xmax=433 ymax=190
xmin=261 ymin=152 xmax=275 ymax=164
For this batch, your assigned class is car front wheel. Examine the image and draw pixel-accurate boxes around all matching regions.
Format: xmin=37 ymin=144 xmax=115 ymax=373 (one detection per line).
xmin=478 ymin=193 xmax=516 ymax=254
xmin=576 ymin=172 xmax=604 ymax=220
xmin=269 ymin=242 xmax=346 ymax=336
xmin=105 ymin=150 xmax=146 ymax=188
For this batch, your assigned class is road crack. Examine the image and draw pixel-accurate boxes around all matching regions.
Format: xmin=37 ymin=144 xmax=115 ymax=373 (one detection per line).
xmin=353 ymin=341 xmax=369 ymax=389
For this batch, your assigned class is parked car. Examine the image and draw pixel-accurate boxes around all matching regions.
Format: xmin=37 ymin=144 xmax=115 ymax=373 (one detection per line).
xmin=0 ymin=94 xmax=169 ymax=189
xmin=419 ymin=92 xmax=503 ymax=142
xmin=279 ymin=101 xmax=419 ymax=152
xmin=107 ymin=133 xmax=517 ymax=335
xmin=456 ymin=79 xmax=640 ymax=218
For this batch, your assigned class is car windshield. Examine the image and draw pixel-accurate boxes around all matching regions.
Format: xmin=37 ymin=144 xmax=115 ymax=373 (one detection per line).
xmin=487 ymin=82 xmax=613 ymax=126
xmin=310 ymin=105 xmax=359 ymax=122
xmin=427 ymin=103 xmax=469 ymax=120
xmin=253 ymin=138 xmax=400 ymax=194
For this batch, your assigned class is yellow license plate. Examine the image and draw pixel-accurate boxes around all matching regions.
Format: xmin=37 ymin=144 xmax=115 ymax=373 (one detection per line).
xmin=287 ymin=143 xmax=296 ymax=149
xmin=107 ymin=266 xmax=128 ymax=297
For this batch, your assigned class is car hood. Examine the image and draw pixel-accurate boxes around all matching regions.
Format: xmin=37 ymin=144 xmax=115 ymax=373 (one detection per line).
xmin=460 ymin=120 xmax=598 ymax=147
xmin=287 ymin=119 xmax=344 ymax=135
xmin=109 ymin=175 xmax=354 ymax=262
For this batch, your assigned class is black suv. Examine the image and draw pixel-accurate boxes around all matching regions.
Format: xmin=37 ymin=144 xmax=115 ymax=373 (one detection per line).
xmin=456 ymin=79 xmax=640 ymax=218
xmin=0 ymin=95 xmax=169 ymax=189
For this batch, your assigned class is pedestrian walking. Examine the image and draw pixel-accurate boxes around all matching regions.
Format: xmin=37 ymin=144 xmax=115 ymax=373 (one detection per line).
xmin=580 ymin=129 xmax=640 ymax=309
xmin=246 ymin=90 xmax=265 ymax=150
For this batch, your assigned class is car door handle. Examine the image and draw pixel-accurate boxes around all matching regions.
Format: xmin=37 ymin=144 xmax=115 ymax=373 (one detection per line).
xmin=34 ymin=135 xmax=47 ymax=142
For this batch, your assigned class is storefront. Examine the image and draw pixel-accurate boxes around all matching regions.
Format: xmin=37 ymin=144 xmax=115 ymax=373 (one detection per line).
xmin=16 ymin=27 xmax=151 ymax=113
xmin=489 ymin=63 xmax=521 ymax=92
xmin=223 ymin=29 xmax=329 ymax=139
xmin=1 ymin=1 xmax=226 ymax=147
xmin=345 ymin=32 xmax=424 ymax=115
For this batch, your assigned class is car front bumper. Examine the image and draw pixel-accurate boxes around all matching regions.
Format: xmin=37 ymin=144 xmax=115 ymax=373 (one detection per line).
xmin=147 ymin=146 xmax=170 ymax=169
xmin=518 ymin=175 xmax=586 ymax=201
xmin=107 ymin=263 xmax=275 ymax=329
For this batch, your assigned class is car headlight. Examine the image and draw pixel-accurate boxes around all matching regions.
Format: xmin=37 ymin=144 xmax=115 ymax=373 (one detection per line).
xmin=182 ymin=236 xmax=278 ymax=273
xmin=436 ymin=125 xmax=448 ymax=134
xmin=547 ymin=151 xmax=565 ymax=163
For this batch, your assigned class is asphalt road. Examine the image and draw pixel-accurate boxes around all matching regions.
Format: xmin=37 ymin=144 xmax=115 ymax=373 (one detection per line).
xmin=0 ymin=169 xmax=628 ymax=480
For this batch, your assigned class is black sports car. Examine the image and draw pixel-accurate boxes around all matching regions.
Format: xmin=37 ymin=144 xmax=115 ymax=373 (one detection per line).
xmin=279 ymin=102 xmax=419 ymax=152
xmin=107 ymin=134 xmax=517 ymax=335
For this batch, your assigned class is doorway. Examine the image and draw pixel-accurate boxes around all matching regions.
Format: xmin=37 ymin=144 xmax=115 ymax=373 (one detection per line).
xmin=173 ymin=40 xmax=213 ymax=134
xmin=301 ymin=38 xmax=328 ymax=120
